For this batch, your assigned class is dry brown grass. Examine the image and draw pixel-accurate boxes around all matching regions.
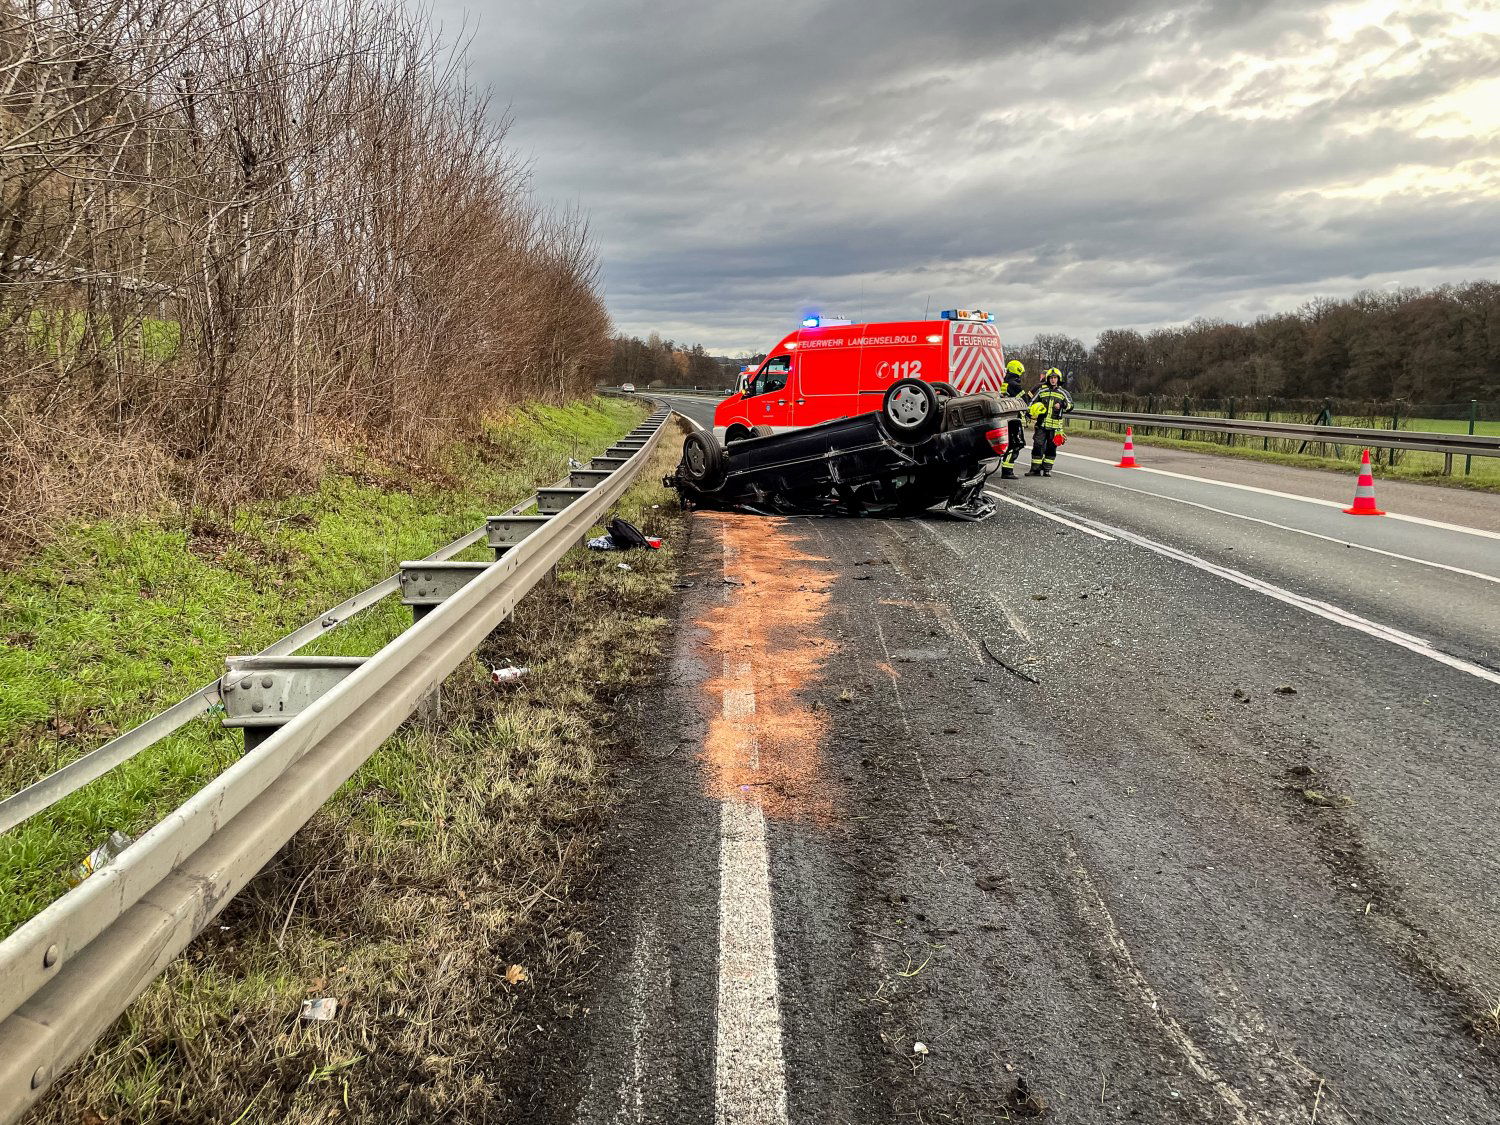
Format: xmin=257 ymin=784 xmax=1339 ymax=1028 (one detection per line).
xmin=2 ymin=0 xmax=612 ymax=559
xmin=25 ymin=432 xmax=688 ymax=1124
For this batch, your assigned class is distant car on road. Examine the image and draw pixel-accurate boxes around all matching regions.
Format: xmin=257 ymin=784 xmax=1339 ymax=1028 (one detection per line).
xmin=621 ymin=383 xmax=636 ymax=393
xmin=713 ymin=309 xmax=1009 ymax=443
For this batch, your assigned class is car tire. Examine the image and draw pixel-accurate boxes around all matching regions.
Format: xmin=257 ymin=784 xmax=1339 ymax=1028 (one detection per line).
xmin=930 ymin=381 xmax=958 ymax=399
xmin=882 ymin=378 xmax=940 ymax=441
xmin=748 ymin=425 xmax=774 ymax=439
xmin=679 ymin=431 xmax=729 ymax=490
xmin=724 ymin=424 xmax=752 ymax=443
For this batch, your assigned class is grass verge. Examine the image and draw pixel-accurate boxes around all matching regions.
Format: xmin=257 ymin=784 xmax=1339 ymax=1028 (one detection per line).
xmin=28 ymin=429 xmax=687 ymax=1123
xmin=1070 ymin=425 xmax=1500 ymax=493
xmin=0 ymin=396 xmax=646 ymax=934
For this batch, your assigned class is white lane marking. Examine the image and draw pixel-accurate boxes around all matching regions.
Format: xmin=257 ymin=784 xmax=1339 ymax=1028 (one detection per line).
xmin=1055 ymin=469 xmax=1500 ymax=586
xmin=713 ymin=538 xmax=790 ymax=1125
xmin=1059 ymin=509 xmax=1500 ymax=687
xmin=1063 ymin=451 xmax=1500 ymax=541
xmin=985 ymin=489 xmax=1116 ymax=541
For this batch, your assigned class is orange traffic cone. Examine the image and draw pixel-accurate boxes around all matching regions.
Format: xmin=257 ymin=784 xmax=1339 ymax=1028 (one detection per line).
xmin=1116 ymin=427 xmax=1138 ymax=468
xmin=1343 ymin=449 xmax=1385 ymax=515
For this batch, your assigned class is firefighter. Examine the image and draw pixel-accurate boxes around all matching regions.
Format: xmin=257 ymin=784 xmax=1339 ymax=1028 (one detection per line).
xmin=998 ymin=358 xmax=1029 ymax=479
xmin=1026 ymin=368 xmax=1072 ymax=476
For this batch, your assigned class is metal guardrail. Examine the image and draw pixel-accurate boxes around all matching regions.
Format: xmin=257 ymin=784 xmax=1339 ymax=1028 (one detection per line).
xmin=0 ymin=407 xmax=672 ymax=1123
xmin=1070 ymin=409 xmax=1500 ymax=460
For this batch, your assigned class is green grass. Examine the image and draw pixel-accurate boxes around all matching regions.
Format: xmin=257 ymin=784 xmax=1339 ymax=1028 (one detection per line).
xmin=30 ymin=433 xmax=688 ymax=1123
xmin=26 ymin=308 xmax=181 ymax=361
xmin=1071 ymin=422 xmax=1500 ymax=492
xmin=0 ymin=396 xmax=647 ymax=934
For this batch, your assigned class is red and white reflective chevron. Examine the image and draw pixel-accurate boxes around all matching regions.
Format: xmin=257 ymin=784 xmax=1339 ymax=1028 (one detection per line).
xmin=948 ymin=320 xmax=1006 ymax=395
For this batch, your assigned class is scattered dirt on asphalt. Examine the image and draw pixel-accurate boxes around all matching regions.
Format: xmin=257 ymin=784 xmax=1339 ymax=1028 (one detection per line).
xmin=697 ymin=512 xmax=838 ymax=824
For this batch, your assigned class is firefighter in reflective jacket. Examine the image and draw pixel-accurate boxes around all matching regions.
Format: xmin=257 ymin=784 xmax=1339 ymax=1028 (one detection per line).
xmin=1026 ymin=368 xmax=1072 ymax=476
xmin=999 ymin=358 xmax=1029 ymax=479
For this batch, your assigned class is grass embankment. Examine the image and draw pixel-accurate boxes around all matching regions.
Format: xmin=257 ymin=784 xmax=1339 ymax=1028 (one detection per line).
xmin=1071 ymin=423 xmax=1500 ymax=493
xmin=28 ymin=429 xmax=687 ymax=1122
xmin=0 ymin=396 xmax=647 ymax=934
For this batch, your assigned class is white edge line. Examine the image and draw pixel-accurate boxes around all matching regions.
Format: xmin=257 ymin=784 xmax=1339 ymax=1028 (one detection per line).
xmin=713 ymin=527 xmax=791 ymax=1125
xmin=1062 ymin=450 xmax=1500 ymax=542
xmin=1060 ymin=508 xmax=1500 ymax=688
xmin=1054 ymin=470 xmax=1500 ymax=586
xmin=985 ymin=489 xmax=1116 ymax=541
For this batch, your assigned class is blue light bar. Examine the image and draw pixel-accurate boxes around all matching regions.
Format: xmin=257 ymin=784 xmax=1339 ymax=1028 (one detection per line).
xmin=940 ymin=308 xmax=994 ymax=322
xmin=802 ymin=316 xmax=820 ymax=327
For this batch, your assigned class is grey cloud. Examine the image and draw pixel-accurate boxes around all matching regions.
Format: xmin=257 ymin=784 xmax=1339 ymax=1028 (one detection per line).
xmin=426 ymin=0 xmax=1499 ymax=352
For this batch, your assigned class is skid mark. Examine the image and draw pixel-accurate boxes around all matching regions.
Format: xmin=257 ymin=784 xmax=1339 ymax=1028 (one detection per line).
xmin=1061 ymin=840 xmax=1354 ymax=1125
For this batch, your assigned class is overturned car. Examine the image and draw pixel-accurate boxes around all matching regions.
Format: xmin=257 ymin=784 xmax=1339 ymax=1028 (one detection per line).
xmin=667 ymin=377 xmax=1027 ymax=518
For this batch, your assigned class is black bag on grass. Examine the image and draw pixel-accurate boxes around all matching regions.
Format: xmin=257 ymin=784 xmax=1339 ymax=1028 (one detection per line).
xmin=607 ymin=517 xmax=651 ymax=550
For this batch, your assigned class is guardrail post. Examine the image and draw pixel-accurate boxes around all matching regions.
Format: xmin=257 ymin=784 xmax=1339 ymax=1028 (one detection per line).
xmin=221 ymin=657 xmax=367 ymax=752
xmin=1263 ymin=401 xmax=1272 ymax=451
xmin=399 ymin=562 xmax=491 ymax=623
xmin=1181 ymin=397 xmax=1189 ymax=441
xmin=486 ymin=515 xmax=551 ymax=560
xmin=1468 ymin=399 xmax=1477 ymax=476
xmin=1227 ymin=397 xmax=1236 ymax=446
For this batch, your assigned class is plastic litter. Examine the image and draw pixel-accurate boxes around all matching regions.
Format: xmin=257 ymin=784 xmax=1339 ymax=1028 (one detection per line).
xmin=913 ymin=1042 xmax=930 ymax=1056
xmin=490 ymin=665 xmax=528 ymax=686
xmin=617 ymin=563 xmax=632 ymax=571
xmin=300 ymin=997 xmax=339 ymax=1021
xmin=73 ymin=830 xmax=133 ymax=884
xmin=586 ymin=535 xmax=617 ymax=551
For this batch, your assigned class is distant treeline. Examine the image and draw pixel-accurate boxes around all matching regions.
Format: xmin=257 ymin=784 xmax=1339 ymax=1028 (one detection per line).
xmin=1007 ymin=282 xmax=1500 ymax=406
xmin=2 ymin=0 xmax=610 ymax=553
xmin=606 ymin=334 xmax=736 ymax=387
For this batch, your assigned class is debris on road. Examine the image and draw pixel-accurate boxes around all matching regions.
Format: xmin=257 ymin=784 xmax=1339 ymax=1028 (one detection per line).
xmin=299 ymin=997 xmax=339 ymax=1021
xmin=1277 ymin=684 xmax=1298 ymax=695
xmin=981 ymin=638 xmax=1040 ymax=684
xmin=72 ymin=830 xmax=133 ymax=884
xmin=491 ymin=665 xmax=529 ymax=686
xmin=913 ymin=1041 xmax=930 ymax=1056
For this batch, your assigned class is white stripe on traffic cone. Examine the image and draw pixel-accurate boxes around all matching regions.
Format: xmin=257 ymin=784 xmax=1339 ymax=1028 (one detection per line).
xmin=1343 ymin=448 xmax=1385 ymax=515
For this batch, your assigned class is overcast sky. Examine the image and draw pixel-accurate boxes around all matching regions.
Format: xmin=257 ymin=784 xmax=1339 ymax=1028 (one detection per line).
xmin=428 ymin=0 xmax=1500 ymax=354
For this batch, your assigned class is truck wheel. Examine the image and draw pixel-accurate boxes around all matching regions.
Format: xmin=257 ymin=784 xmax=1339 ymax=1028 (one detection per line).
xmin=930 ymin=381 xmax=958 ymax=399
xmin=679 ymin=431 xmax=728 ymax=490
xmin=748 ymin=425 xmax=774 ymax=438
xmin=882 ymin=378 xmax=940 ymax=441
xmin=725 ymin=424 xmax=752 ymax=443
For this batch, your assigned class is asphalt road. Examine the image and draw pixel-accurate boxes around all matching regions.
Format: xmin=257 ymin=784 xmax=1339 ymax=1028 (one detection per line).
xmin=514 ymin=395 xmax=1500 ymax=1124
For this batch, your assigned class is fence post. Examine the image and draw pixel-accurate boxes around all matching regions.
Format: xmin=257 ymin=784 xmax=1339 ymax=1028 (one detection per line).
xmin=1227 ymin=397 xmax=1236 ymax=446
xmin=1263 ymin=400 xmax=1272 ymax=451
xmin=1181 ymin=396 xmax=1189 ymax=441
xmin=1147 ymin=393 xmax=1155 ymax=416
xmin=1467 ymin=399 xmax=1477 ymax=477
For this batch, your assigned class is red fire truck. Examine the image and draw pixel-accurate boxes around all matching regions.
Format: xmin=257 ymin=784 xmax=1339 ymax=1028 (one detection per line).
xmin=713 ymin=309 xmax=1008 ymax=442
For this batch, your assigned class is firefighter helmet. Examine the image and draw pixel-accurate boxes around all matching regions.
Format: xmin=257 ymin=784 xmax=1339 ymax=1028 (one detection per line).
xmin=1006 ymin=359 xmax=1025 ymax=376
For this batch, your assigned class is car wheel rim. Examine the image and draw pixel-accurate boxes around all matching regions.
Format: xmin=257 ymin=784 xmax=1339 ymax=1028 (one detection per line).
xmin=686 ymin=444 xmax=707 ymax=475
xmin=889 ymin=387 xmax=928 ymax=427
